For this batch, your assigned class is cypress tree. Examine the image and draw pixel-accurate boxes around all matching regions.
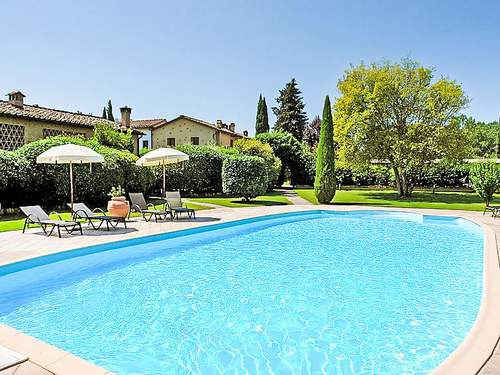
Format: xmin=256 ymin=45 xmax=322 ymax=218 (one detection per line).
xmin=255 ymin=95 xmax=263 ymax=133
xmin=107 ymin=100 xmax=115 ymax=122
xmin=261 ymin=97 xmax=269 ymax=133
xmin=314 ymin=95 xmax=336 ymax=204
xmin=255 ymin=94 xmax=270 ymax=134
xmin=272 ymin=78 xmax=308 ymax=140
xmin=102 ymin=106 xmax=107 ymax=119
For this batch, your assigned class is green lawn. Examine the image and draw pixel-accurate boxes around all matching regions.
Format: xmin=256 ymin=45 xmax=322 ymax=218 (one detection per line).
xmin=296 ymin=188 xmax=491 ymax=211
xmin=0 ymin=202 xmax=209 ymax=233
xmin=190 ymin=192 xmax=292 ymax=208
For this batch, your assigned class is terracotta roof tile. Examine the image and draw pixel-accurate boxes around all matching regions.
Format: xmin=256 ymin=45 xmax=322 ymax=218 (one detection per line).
xmin=0 ymin=100 xmax=140 ymax=134
xmin=164 ymin=115 xmax=246 ymax=137
xmin=130 ymin=118 xmax=167 ymax=129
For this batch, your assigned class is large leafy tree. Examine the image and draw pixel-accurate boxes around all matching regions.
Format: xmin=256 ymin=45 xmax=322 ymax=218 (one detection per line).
xmin=460 ymin=115 xmax=500 ymax=158
xmin=314 ymin=96 xmax=336 ymax=203
xmin=255 ymin=94 xmax=270 ymax=134
xmin=106 ymin=100 xmax=115 ymax=122
xmin=273 ymin=78 xmax=308 ymax=140
xmin=334 ymin=59 xmax=469 ymax=197
xmin=304 ymin=115 xmax=321 ymax=149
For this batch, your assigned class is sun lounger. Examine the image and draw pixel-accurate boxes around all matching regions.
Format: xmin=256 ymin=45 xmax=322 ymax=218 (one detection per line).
xmin=165 ymin=191 xmax=196 ymax=220
xmin=69 ymin=203 xmax=127 ymax=230
xmin=128 ymin=193 xmax=172 ymax=222
xmin=20 ymin=205 xmax=82 ymax=238
xmin=483 ymin=204 xmax=500 ymax=217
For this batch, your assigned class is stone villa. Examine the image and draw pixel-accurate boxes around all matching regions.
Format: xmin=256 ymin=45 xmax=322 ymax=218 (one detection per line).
xmin=131 ymin=115 xmax=248 ymax=151
xmin=0 ymin=90 xmax=248 ymax=154
xmin=0 ymin=91 xmax=142 ymax=153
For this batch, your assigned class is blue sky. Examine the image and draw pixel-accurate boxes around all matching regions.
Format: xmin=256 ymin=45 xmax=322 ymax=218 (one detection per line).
xmin=2 ymin=1 xmax=499 ymax=134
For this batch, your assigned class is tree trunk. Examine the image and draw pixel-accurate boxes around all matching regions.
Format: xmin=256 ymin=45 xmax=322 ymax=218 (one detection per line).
xmin=393 ymin=166 xmax=412 ymax=198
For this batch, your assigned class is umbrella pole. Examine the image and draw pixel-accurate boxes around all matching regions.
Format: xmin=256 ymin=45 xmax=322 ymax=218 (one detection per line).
xmin=70 ymin=161 xmax=74 ymax=211
xmin=163 ymin=162 xmax=166 ymax=198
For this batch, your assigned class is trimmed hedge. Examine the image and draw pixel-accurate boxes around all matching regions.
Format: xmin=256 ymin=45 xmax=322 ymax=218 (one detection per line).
xmin=0 ymin=136 xmax=155 ymax=209
xmin=233 ymin=138 xmax=281 ymax=189
xmin=156 ymin=144 xmax=230 ymax=194
xmin=222 ymin=155 xmax=268 ymax=201
xmin=0 ymin=141 xmax=280 ymax=209
xmin=335 ymin=163 xmax=469 ymax=189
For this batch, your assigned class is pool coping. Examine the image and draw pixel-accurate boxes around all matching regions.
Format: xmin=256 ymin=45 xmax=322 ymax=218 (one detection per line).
xmin=0 ymin=205 xmax=498 ymax=374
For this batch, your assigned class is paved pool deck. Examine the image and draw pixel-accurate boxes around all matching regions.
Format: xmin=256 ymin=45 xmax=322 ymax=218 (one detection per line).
xmin=0 ymin=205 xmax=499 ymax=374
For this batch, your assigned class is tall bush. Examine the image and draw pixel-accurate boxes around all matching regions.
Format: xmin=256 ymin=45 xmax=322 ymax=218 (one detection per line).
xmin=222 ymin=156 xmax=268 ymax=201
xmin=469 ymin=163 xmax=500 ymax=204
xmin=234 ymin=138 xmax=281 ymax=189
xmin=314 ymin=96 xmax=336 ymax=203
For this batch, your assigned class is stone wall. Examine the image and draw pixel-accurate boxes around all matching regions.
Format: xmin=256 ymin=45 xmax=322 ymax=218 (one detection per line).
xmin=151 ymin=117 xmax=243 ymax=148
xmin=0 ymin=115 xmax=140 ymax=155
xmin=152 ymin=118 xmax=217 ymax=147
xmin=0 ymin=115 xmax=93 ymax=151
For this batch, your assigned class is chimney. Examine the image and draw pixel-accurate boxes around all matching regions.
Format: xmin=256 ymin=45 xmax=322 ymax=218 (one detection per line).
xmin=216 ymin=120 xmax=223 ymax=129
xmin=120 ymin=106 xmax=132 ymax=128
xmin=7 ymin=91 xmax=25 ymax=108
xmin=243 ymin=130 xmax=249 ymax=137
xmin=229 ymin=122 xmax=235 ymax=132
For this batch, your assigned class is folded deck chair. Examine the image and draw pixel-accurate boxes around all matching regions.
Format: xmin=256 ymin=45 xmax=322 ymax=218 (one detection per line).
xmin=483 ymin=204 xmax=500 ymax=217
xmin=166 ymin=191 xmax=196 ymax=220
xmin=69 ymin=203 xmax=127 ymax=231
xmin=128 ymin=193 xmax=172 ymax=222
xmin=20 ymin=205 xmax=82 ymax=238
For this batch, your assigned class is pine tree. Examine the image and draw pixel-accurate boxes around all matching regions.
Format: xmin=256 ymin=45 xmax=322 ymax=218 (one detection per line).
xmin=106 ymin=100 xmax=115 ymax=122
xmin=314 ymin=95 xmax=336 ymax=204
xmin=255 ymin=94 xmax=270 ymax=134
xmin=272 ymin=78 xmax=308 ymax=140
xmin=102 ymin=107 xmax=107 ymax=119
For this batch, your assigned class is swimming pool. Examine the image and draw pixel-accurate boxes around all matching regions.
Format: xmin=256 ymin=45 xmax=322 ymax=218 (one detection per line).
xmin=0 ymin=210 xmax=484 ymax=374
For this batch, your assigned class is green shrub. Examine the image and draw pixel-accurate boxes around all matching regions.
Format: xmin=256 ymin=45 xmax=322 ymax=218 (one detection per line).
xmin=0 ymin=150 xmax=28 ymax=208
xmin=469 ymin=163 xmax=500 ymax=204
xmin=0 ymin=150 xmax=18 ymax=191
xmin=156 ymin=144 xmax=230 ymax=194
xmin=92 ymin=122 xmax=133 ymax=152
xmin=350 ymin=164 xmax=392 ymax=186
xmin=413 ymin=162 xmax=468 ymax=188
xmin=139 ymin=146 xmax=151 ymax=157
xmin=222 ymin=155 xmax=268 ymax=201
xmin=234 ymin=138 xmax=281 ymax=189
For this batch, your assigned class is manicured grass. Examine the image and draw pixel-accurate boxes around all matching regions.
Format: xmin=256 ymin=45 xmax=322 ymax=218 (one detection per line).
xmin=0 ymin=202 xmax=209 ymax=233
xmin=190 ymin=192 xmax=292 ymax=208
xmin=295 ymin=188 xmax=491 ymax=211
xmin=0 ymin=212 xmax=75 ymax=233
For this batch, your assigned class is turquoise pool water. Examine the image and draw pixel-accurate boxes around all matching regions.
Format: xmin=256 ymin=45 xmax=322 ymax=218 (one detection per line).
xmin=0 ymin=211 xmax=483 ymax=374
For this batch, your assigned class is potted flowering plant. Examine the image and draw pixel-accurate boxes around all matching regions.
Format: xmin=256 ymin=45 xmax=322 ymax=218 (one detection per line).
xmin=107 ymin=185 xmax=129 ymax=217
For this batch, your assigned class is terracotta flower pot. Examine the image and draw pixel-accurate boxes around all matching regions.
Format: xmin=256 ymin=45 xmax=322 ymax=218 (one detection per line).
xmin=107 ymin=196 xmax=129 ymax=218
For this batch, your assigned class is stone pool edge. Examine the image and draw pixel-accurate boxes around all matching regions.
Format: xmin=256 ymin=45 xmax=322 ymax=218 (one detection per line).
xmin=432 ymin=216 xmax=500 ymax=375
xmin=0 ymin=205 xmax=497 ymax=374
